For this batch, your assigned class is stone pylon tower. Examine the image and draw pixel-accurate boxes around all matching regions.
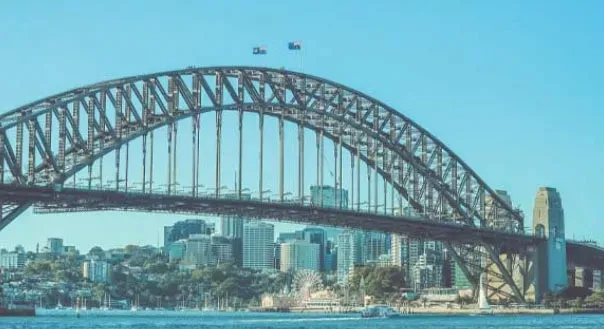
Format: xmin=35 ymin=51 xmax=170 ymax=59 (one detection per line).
xmin=533 ymin=187 xmax=568 ymax=296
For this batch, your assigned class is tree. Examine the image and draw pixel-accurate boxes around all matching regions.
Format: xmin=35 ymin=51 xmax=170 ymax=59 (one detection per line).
xmin=25 ymin=261 xmax=52 ymax=275
xmin=348 ymin=266 xmax=405 ymax=301
xmin=88 ymin=246 xmax=105 ymax=259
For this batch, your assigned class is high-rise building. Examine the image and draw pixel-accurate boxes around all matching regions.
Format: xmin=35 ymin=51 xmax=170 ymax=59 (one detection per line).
xmin=533 ymin=187 xmax=567 ymax=293
xmin=310 ymin=185 xmax=349 ymax=240
xmin=211 ymin=235 xmax=234 ymax=265
xmin=82 ymin=259 xmax=110 ymax=283
xmin=324 ymin=240 xmax=337 ymax=273
xmin=362 ymin=232 xmax=388 ymax=264
xmin=184 ymin=234 xmax=214 ymax=267
xmin=243 ymin=222 xmax=275 ymax=270
xmin=221 ymin=215 xmax=250 ymax=267
xmin=221 ymin=217 xmax=248 ymax=238
xmin=337 ymin=230 xmax=361 ymax=284
xmin=280 ymin=240 xmax=321 ymax=273
xmin=164 ymin=220 xmax=206 ymax=247
xmin=390 ymin=234 xmax=403 ymax=267
xmin=303 ymin=227 xmax=326 ymax=271
xmin=272 ymin=243 xmax=281 ymax=270
xmin=47 ymin=238 xmax=64 ymax=255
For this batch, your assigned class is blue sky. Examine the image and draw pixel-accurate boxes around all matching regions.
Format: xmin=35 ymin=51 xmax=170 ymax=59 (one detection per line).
xmin=0 ymin=1 xmax=602 ymax=252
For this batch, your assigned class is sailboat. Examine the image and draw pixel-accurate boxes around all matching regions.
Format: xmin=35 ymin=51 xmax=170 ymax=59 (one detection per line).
xmin=101 ymin=293 xmax=111 ymax=311
xmin=477 ymin=273 xmax=493 ymax=315
xmin=130 ymin=295 xmax=140 ymax=312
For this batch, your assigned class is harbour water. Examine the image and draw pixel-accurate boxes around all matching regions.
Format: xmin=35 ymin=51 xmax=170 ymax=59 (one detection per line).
xmin=1 ymin=312 xmax=604 ymax=329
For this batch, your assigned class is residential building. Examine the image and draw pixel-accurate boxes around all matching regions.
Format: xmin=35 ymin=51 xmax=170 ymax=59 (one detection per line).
xmin=391 ymin=234 xmax=402 ymax=267
xmin=0 ymin=250 xmax=25 ymax=269
xmin=411 ymin=253 xmax=443 ymax=291
xmin=243 ymin=222 xmax=274 ymax=270
xmin=280 ymin=240 xmax=321 ymax=273
xmin=82 ymin=259 xmax=110 ymax=283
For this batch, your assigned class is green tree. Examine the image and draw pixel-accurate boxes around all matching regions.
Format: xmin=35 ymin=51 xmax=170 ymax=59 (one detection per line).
xmin=349 ymin=266 xmax=405 ymax=300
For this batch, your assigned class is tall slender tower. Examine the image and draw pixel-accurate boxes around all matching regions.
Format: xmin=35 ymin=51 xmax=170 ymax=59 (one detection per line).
xmin=533 ymin=187 xmax=567 ymax=294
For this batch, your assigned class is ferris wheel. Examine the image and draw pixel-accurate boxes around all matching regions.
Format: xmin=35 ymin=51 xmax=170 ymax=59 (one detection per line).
xmin=292 ymin=269 xmax=323 ymax=301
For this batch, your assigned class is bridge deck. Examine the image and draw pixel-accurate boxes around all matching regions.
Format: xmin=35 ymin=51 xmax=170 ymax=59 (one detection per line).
xmin=0 ymin=184 xmax=541 ymax=249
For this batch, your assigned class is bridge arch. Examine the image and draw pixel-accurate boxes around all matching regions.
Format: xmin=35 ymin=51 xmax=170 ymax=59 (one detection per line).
xmin=0 ymin=66 xmax=533 ymax=303
xmin=0 ymin=66 xmax=522 ymax=229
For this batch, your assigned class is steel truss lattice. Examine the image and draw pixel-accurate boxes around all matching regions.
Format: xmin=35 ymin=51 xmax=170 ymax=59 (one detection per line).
xmin=0 ymin=66 xmax=529 ymax=302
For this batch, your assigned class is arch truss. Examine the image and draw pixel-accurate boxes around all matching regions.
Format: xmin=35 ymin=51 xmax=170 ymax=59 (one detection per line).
xmin=0 ymin=66 xmax=529 ymax=302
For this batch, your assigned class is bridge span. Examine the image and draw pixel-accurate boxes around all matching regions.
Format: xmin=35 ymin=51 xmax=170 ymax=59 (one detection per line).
xmin=0 ymin=66 xmax=602 ymax=303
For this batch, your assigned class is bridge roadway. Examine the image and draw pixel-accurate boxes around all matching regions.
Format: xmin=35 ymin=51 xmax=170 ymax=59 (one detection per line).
xmin=0 ymin=183 xmax=541 ymax=249
xmin=2 ymin=184 xmax=603 ymax=269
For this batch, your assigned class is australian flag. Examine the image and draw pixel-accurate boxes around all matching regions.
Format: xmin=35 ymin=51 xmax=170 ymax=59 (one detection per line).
xmin=288 ymin=41 xmax=301 ymax=50
xmin=253 ymin=46 xmax=267 ymax=55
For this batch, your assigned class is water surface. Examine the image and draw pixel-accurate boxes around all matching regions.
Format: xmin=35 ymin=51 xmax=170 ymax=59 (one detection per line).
xmin=2 ymin=311 xmax=604 ymax=329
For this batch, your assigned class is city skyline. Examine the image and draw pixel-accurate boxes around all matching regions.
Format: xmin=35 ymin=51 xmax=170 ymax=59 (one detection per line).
xmin=0 ymin=1 xmax=602 ymax=250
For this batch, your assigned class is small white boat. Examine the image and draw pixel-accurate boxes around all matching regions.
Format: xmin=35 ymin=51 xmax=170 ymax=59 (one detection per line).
xmin=361 ymin=304 xmax=401 ymax=318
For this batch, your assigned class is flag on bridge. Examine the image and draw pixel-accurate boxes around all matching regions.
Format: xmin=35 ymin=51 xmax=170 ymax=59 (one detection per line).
xmin=253 ymin=46 xmax=267 ymax=55
xmin=288 ymin=41 xmax=301 ymax=50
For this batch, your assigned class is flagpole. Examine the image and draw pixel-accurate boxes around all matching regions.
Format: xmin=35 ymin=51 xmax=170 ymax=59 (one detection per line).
xmin=300 ymin=43 xmax=304 ymax=74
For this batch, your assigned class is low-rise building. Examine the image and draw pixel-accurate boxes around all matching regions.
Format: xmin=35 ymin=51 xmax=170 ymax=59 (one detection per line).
xmin=0 ymin=250 xmax=26 ymax=269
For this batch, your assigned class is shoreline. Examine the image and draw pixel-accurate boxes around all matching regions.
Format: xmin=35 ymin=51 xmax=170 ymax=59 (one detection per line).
xmin=254 ymin=306 xmax=604 ymax=315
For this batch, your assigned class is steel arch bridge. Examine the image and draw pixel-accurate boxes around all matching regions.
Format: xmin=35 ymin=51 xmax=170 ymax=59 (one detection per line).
xmin=0 ymin=66 xmax=534 ymax=302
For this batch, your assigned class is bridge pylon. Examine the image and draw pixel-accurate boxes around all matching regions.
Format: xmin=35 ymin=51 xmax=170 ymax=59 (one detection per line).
xmin=532 ymin=187 xmax=568 ymax=300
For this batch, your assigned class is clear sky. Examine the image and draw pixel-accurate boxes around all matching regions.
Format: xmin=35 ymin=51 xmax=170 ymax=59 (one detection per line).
xmin=0 ymin=1 xmax=602 ymax=252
